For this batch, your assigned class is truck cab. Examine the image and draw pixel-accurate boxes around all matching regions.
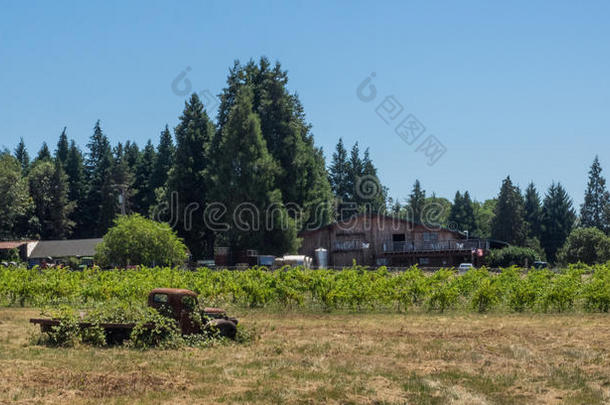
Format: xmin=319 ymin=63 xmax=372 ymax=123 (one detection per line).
xmin=148 ymin=288 xmax=237 ymax=337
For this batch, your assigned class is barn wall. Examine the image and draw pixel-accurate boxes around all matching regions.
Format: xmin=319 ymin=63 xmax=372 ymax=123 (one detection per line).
xmin=299 ymin=214 xmax=466 ymax=267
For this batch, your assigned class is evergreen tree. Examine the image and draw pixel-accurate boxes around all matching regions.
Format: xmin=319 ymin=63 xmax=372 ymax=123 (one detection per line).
xmin=448 ymin=191 xmax=463 ymax=231
xmin=216 ymin=58 xmax=334 ymax=230
xmin=329 ymin=138 xmax=350 ymax=219
xmin=124 ymin=141 xmax=141 ymax=175
xmin=580 ymin=156 xmax=610 ymax=233
xmin=48 ymin=159 xmax=75 ymax=238
xmin=540 ymin=182 xmax=576 ymax=262
xmin=491 ymin=176 xmax=526 ymax=245
xmin=83 ymin=120 xmax=114 ymax=237
xmin=35 ymin=142 xmax=52 ymax=163
xmin=448 ymin=191 xmax=476 ymax=234
xmin=167 ymin=94 xmax=216 ymax=259
xmin=64 ymin=141 xmax=87 ymax=237
xmin=408 ymin=180 xmax=426 ymax=223
xmin=55 ymin=127 xmax=69 ymax=165
xmin=361 ymin=147 xmax=387 ymax=213
xmin=212 ymin=87 xmax=298 ymax=255
xmin=28 ymin=160 xmax=74 ymax=239
xmin=524 ymin=182 xmax=542 ymax=239
xmin=14 ymin=138 xmax=30 ymax=174
xmin=133 ymin=140 xmax=156 ymax=215
xmin=150 ymin=125 xmax=175 ymax=192
xmin=108 ymin=143 xmax=135 ymax=217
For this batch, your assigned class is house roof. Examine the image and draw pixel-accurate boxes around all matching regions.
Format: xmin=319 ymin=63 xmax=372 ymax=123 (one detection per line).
xmin=299 ymin=212 xmax=466 ymax=237
xmin=29 ymin=239 xmax=103 ymax=259
xmin=0 ymin=241 xmax=31 ymax=250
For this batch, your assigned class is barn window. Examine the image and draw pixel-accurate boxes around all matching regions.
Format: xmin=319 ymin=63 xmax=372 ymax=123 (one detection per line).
xmin=423 ymin=232 xmax=438 ymax=242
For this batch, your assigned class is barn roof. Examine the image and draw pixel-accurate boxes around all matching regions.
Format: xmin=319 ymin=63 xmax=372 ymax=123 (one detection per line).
xmin=29 ymin=239 xmax=103 ymax=259
xmin=299 ymin=212 xmax=465 ymax=237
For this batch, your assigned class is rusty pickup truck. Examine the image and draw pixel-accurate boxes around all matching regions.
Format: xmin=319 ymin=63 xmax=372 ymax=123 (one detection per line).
xmin=30 ymin=288 xmax=238 ymax=343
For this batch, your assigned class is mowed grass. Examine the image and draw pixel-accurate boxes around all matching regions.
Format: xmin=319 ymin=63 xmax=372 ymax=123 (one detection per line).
xmin=0 ymin=309 xmax=609 ymax=404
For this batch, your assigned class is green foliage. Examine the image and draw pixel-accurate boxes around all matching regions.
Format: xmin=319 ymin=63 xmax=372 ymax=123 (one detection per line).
xmin=580 ymin=156 xmax=610 ymax=234
xmin=211 ymin=87 xmax=298 ymax=255
xmin=128 ymin=307 xmax=181 ymax=349
xmin=426 ymin=269 xmax=459 ymax=312
xmin=486 ymin=246 xmax=539 ymax=267
xmin=166 ymin=93 xmax=216 ymax=259
xmin=537 ymin=269 xmax=582 ymax=312
xmin=0 ymin=154 xmax=35 ymax=239
xmin=41 ymin=306 xmax=81 ymax=346
xmin=449 ymin=191 xmax=476 ymax=235
xmin=540 ymin=182 xmax=576 ymax=263
xmin=95 ymin=214 xmax=188 ymax=267
xmin=471 ymin=277 xmax=501 ymax=313
xmin=408 ymin=180 xmax=426 ymax=224
xmin=5 ymin=264 xmax=610 ymax=314
xmin=581 ymin=266 xmax=610 ymax=312
xmin=491 ymin=176 xmax=526 ymax=245
xmin=557 ymin=227 xmax=610 ymax=265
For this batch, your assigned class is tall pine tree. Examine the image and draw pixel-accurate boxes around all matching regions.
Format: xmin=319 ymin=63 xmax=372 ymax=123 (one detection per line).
xmin=55 ymin=127 xmax=69 ymax=165
xmin=133 ymin=140 xmax=156 ymax=215
xmin=448 ymin=191 xmax=476 ymax=234
xmin=524 ymin=182 xmax=542 ymax=240
xmin=150 ymin=125 xmax=175 ymax=192
xmin=329 ymin=138 xmax=350 ymax=220
xmin=580 ymin=156 xmax=610 ymax=233
xmin=35 ymin=142 xmax=52 ymax=163
xmin=14 ymin=138 xmax=30 ymax=174
xmin=167 ymin=94 xmax=216 ymax=259
xmin=65 ymin=141 xmax=87 ymax=237
xmin=212 ymin=87 xmax=298 ymax=254
xmin=540 ymin=182 xmax=576 ymax=262
xmin=361 ymin=147 xmax=386 ymax=213
xmin=408 ymin=180 xmax=426 ymax=224
xmin=491 ymin=176 xmax=526 ymax=245
xmin=216 ymin=58 xmax=334 ymax=230
xmin=83 ymin=120 xmax=114 ymax=237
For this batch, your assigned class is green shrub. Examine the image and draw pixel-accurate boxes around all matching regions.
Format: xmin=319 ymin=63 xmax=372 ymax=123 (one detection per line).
xmin=37 ymin=306 xmax=82 ymax=347
xmin=95 ymin=214 xmax=188 ymax=268
xmin=557 ymin=227 xmax=610 ymax=265
xmin=582 ymin=266 xmax=610 ymax=312
xmin=537 ymin=269 xmax=582 ymax=312
xmin=470 ymin=277 xmax=501 ymax=313
xmin=426 ymin=269 xmax=459 ymax=312
xmin=486 ymin=246 xmax=539 ymax=267
xmin=128 ymin=308 xmax=181 ymax=349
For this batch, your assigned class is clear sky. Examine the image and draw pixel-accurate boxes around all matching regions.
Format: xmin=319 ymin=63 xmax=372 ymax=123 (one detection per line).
xmin=1 ymin=0 xmax=608 ymax=206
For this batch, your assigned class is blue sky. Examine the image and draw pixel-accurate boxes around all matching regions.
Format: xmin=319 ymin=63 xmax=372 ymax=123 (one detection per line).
xmin=1 ymin=1 xmax=608 ymax=206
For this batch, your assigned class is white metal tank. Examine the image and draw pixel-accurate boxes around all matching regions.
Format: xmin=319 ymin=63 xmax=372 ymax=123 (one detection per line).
xmin=315 ymin=248 xmax=328 ymax=269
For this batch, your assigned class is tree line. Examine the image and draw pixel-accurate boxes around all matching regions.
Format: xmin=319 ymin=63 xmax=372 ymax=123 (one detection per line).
xmin=360 ymin=155 xmax=609 ymax=263
xmin=1 ymin=57 xmax=609 ymax=263
xmin=1 ymin=59 xmax=350 ymax=259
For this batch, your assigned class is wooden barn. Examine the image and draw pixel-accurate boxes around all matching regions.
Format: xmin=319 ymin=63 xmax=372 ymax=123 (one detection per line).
xmin=299 ymin=213 xmax=491 ymax=268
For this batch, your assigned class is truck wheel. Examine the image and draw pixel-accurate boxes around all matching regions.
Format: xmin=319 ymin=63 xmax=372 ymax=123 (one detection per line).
xmin=208 ymin=319 xmax=237 ymax=339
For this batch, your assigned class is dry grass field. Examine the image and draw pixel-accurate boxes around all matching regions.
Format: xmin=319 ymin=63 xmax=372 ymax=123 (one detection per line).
xmin=1 ymin=308 xmax=609 ymax=404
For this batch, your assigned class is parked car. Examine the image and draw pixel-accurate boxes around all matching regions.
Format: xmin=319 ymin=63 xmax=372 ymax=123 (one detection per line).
xmin=458 ymin=263 xmax=474 ymax=273
xmin=533 ymin=261 xmax=548 ymax=269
